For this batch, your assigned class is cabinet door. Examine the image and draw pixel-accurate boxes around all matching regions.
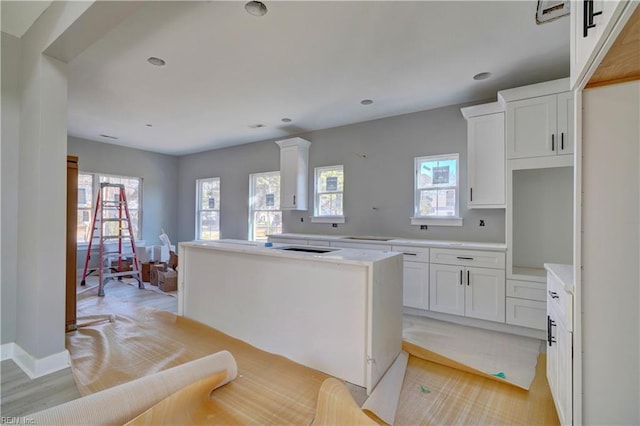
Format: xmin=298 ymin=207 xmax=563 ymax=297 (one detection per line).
xmin=546 ymin=313 xmax=559 ymax=404
xmin=556 ymin=325 xmax=573 ymax=426
xmin=403 ymin=261 xmax=429 ymax=310
xmin=465 ymin=267 xmax=505 ymax=322
xmin=506 ymin=95 xmax=557 ymax=159
xmin=556 ymin=92 xmax=574 ymax=155
xmin=429 ymin=264 xmax=464 ymax=316
xmin=280 ymin=145 xmax=299 ymax=209
xmin=468 ymin=113 xmax=505 ymax=208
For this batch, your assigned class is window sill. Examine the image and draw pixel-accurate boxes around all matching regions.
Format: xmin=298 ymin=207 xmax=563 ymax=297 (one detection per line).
xmin=410 ymin=217 xmax=463 ymax=227
xmin=310 ymin=216 xmax=346 ymax=224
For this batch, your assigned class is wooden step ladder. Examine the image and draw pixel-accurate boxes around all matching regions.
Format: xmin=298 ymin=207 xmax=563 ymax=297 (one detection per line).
xmin=80 ymin=182 xmax=143 ymax=296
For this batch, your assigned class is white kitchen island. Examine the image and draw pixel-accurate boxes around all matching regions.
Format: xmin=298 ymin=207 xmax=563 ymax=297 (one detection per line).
xmin=178 ymin=240 xmax=403 ymax=394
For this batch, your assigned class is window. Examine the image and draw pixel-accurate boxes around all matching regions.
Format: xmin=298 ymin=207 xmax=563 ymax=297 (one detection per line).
xmin=196 ymin=177 xmax=220 ymax=240
xmin=312 ymin=165 xmax=345 ymax=223
xmin=412 ymin=154 xmax=462 ymax=226
xmin=249 ymin=171 xmax=282 ymax=241
xmin=77 ymin=172 xmax=142 ymax=243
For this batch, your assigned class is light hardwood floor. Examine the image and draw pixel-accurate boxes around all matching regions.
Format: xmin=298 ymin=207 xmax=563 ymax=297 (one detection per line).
xmin=1 ymin=283 xmax=558 ymax=424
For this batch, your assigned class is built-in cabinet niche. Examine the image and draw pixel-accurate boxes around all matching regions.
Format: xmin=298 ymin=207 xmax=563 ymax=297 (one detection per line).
xmin=507 ymin=165 xmax=573 ymax=281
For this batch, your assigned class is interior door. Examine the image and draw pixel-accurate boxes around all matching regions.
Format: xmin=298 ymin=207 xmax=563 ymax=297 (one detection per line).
xmin=66 ymin=156 xmax=78 ymax=331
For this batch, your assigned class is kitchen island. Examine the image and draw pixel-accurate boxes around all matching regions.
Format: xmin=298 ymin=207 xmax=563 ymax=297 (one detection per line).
xmin=178 ymin=240 xmax=403 ymax=393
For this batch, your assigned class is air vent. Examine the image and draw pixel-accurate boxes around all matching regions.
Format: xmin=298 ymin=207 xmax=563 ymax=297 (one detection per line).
xmin=536 ymin=1 xmax=570 ymax=24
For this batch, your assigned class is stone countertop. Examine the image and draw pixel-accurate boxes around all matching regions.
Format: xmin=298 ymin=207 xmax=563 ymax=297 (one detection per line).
xmin=270 ymin=233 xmax=507 ymax=251
xmin=179 ymin=240 xmax=402 ymax=266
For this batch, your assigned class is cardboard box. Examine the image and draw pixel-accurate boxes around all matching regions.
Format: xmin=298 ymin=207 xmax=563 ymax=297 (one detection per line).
xmin=158 ymin=269 xmax=177 ymax=292
xmin=111 ymin=260 xmax=132 ymax=277
xmin=141 ymin=262 xmax=152 ymax=282
xmin=168 ymin=251 xmax=178 ymax=270
xmin=150 ymin=263 xmax=167 ymax=286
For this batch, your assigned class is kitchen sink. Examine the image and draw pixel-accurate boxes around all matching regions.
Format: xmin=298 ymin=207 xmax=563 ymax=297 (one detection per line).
xmin=341 ymin=236 xmax=394 ymax=241
xmin=277 ymin=246 xmax=337 ymax=254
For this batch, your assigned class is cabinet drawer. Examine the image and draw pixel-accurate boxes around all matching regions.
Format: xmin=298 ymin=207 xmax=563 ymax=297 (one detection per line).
xmin=391 ymin=245 xmax=429 ymax=262
xmin=547 ymin=273 xmax=572 ymax=331
xmin=506 ymin=297 xmax=546 ymax=330
xmin=330 ymin=241 xmax=391 ymax=251
xmin=506 ymin=279 xmax=546 ymax=302
xmin=307 ymin=239 xmax=330 ymax=247
xmin=430 ymin=248 xmax=505 ymax=269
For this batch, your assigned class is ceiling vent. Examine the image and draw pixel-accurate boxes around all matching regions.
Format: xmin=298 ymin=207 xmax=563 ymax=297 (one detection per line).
xmin=536 ymin=1 xmax=570 ymax=24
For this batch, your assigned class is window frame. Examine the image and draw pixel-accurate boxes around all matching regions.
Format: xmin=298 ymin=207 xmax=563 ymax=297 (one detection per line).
xmin=195 ymin=177 xmax=221 ymax=240
xmin=411 ymin=153 xmax=463 ymax=227
xmin=311 ymin=164 xmax=345 ymax=223
xmin=76 ymin=172 xmax=143 ymax=246
xmin=248 ymin=171 xmax=282 ymax=241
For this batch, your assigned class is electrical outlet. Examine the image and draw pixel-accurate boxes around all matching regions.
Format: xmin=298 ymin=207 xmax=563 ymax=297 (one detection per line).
xmin=420 ymin=225 xmax=428 ymax=230
xmin=300 ymin=217 xmax=304 ymax=222
xmin=479 ymin=220 xmax=485 ymax=227
xmin=332 ymin=223 xmax=338 ymax=228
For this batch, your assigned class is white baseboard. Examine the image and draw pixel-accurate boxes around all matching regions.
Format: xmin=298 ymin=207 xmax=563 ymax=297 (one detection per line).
xmin=2 ymin=342 xmax=70 ymax=379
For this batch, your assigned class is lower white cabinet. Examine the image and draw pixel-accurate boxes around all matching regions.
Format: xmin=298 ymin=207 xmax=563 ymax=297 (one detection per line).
xmin=429 ymin=263 xmax=505 ymax=322
xmin=403 ymin=261 xmax=429 ymax=310
xmin=505 ymin=279 xmax=547 ymax=330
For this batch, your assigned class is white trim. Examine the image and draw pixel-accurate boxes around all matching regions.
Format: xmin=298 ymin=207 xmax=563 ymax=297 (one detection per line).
xmin=498 ymin=78 xmax=570 ymax=104
xmin=1 ymin=342 xmax=15 ymax=361
xmin=410 ymin=217 xmax=463 ymax=227
xmin=460 ymin=101 xmax=503 ymax=119
xmin=310 ymin=216 xmax=346 ymax=224
xmin=3 ymin=343 xmax=70 ymax=379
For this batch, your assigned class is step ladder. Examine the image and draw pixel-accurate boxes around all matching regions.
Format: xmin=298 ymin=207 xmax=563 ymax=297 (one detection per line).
xmin=80 ymin=182 xmax=143 ymax=296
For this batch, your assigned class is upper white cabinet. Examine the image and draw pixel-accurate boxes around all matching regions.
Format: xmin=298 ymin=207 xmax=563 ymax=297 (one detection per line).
xmin=461 ymin=102 xmax=505 ymax=208
xmin=570 ymin=0 xmax=631 ymax=89
xmin=275 ymin=137 xmax=311 ymax=210
xmin=503 ymin=91 xmax=573 ymax=159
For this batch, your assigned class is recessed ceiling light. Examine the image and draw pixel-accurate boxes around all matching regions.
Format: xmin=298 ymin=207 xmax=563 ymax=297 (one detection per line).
xmin=99 ymin=134 xmax=118 ymax=140
xmin=360 ymin=99 xmax=374 ymax=105
xmin=281 ymin=118 xmax=292 ymax=123
xmin=473 ymin=72 xmax=492 ymax=81
xmin=249 ymin=124 xmax=265 ymax=128
xmin=245 ymin=1 xmax=267 ymax=16
xmin=147 ymin=57 xmax=166 ymax=67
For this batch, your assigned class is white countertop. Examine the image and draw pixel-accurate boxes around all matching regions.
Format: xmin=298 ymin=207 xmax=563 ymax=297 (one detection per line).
xmin=544 ymin=263 xmax=574 ymax=294
xmin=271 ymin=233 xmax=507 ymax=251
xmin=180 ymin=240 xmax=402 ymax=266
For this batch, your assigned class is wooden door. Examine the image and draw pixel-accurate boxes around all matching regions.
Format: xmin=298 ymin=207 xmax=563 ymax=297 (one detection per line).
xmin=66 ymin=156 xmax=78 ymax=331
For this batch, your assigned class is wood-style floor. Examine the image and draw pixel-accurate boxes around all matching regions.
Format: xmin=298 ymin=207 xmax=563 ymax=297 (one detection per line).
xmin=1 ymin=284 xmax=559 ymax=424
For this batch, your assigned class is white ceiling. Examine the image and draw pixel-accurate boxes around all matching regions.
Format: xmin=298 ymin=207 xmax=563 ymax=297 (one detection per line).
xmin=67 ymin=1 xmax=570 ymax=156
xmin=1 ymin=0 xmax=53 ymax=38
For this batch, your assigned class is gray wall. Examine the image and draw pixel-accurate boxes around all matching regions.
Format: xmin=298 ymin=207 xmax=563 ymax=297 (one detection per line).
xmin=177 ymin=103 xmax=505 ymax=244
xmin=1 ymin=32 xmax=21 ymax=344
xmin=68 ymin=136 xmax=179 ymax=266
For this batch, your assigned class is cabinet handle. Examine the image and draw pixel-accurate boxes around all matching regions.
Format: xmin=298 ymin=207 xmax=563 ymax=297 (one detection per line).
xmin=470 ymin=187 xmax=473 ymax=202
xmin=561 ymin=132 xmax=564 ymax=150
xmin=547 ymin=316 xmax=557 ymax=347
xmin=548 ymin=290 xmax=559 ymax=299
xmin=403 ymin=252 xmax=417 ymax=256
xmin=551 ymin=134 xmax=555 ymax=151
xmin=583 ymin=0 xmax=603 ymax=37
xmin=460 ymin=270 xmax=463 ymax=285
xmin=456 ymin=256 xmax=474 ymax=260
xmin=467 ymin=270 xmax=470 ymax=286
xmin=293 ymin=195 xmax=296 ymax=205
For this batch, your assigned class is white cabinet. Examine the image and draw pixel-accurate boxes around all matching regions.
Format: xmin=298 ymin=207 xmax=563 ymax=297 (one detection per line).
xmin=392 ymin=245 xmax=430 ymax=310
xmin=545 ymin=264 xmax=573 ymax=426
xmin=461 ymin=102 xmax=505 ymax=208
xmin=429 ymin=248 xmax=506 ymax=323
xmin=403 ymin=261 xmax=429 ymax=310
xmin=570 ymin=0 xmax=629 ymax=89
xmin=275 ymin=137 xmax=311 ymax=210
xmin=505 ymin=279 xmax=546 ymax=330
xmin=505 ymin=91 xmax=573 ymax=159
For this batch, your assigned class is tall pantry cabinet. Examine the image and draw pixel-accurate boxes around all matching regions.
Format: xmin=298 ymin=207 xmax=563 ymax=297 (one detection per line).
xmin=572 ymin=2 xmax=639 ymax=425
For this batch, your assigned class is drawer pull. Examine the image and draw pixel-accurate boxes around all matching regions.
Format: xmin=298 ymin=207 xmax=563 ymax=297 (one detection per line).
xmin=548 ymin=291 xmax=559 ymax=299
xmin=467 ymin=270 xmax=470 ymax=286
xmin=456 ymin=256 xmax=474 ymax=260
xmin=403 ymin=252 xmax=417 ymax=256
xmin=460 ymin=270 xmax=463 ymax=285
